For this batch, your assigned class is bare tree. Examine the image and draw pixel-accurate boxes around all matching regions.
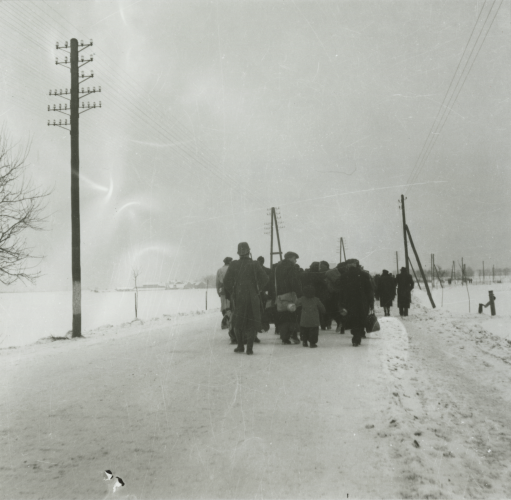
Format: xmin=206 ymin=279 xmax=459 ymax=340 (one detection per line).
xmin=0 ymin=133 xmax=49 ymax=285
xmin=132 ymin=267 xmax=140 ymax=319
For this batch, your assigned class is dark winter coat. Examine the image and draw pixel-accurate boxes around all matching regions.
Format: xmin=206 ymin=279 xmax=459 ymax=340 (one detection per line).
xmin=269 ymin=259 xmax=302 ymax=299
xmin=338 ymin=267 xmax=374 ymax=330
xmin=223 ymin=255 xmax=269 ymax=333
xmin=377 ymin=272 xmax=397 ymax=307
xmin=396 ymin=271 xmax=414 ymax=308
xmin=296 ymin=296 xmax=326 ymax=327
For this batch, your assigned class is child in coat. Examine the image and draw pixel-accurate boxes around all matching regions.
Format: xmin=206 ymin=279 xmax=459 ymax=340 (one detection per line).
xmin=296 ymin=285 xmax=326 ymax=348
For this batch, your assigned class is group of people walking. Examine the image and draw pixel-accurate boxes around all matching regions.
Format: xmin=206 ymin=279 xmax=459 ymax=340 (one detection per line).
xmin=216 ymin=242 xmax=415 ymax=355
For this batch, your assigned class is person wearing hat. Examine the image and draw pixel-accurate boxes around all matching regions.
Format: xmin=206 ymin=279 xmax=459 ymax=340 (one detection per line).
xmin=396 ymin=267 xmax=414 ymax=317
xmin=269 ymin=251 xmax=302 ymax=344
xmin=223 ymin=242 xmax=269 ymax=355
xmin=216 ymin=257 xmax=236 ymax=343
xmin=377 ymin=269 xmax=397 ymax=317
xmin=338 ymin=258 xmax=374 ymax=346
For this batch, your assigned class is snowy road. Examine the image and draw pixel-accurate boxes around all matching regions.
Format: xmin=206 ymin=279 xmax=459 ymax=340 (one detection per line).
xmin=1 ymin=303 xmax=511 ymax=499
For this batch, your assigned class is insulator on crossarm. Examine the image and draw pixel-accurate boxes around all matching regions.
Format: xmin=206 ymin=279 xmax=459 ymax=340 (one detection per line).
xmin=55 ymin=57 xmax=58 ymax=65
xmin=66 ymin=89 xmax=68 ymax=94
xmin=87 ymin=102 xmax=90 ymax=108
xmin=81 ymin=56 xmax=84 ymax=62
xmin=59 ymin=89 xmax=62 ymax=95
xmin=90 ymin=56 xmax=93 ymax=61
xmin=91 ymin=70 xmax=94 ymax=77
xmin=59 ymin=120 xmax=62 ymax=125
xmin=93 ymin=103 xmax=96 ymax=108
xmin=93 ymin=87 xmax=95 ymax=92
xmin=64 ymin=57 xmax=68 ymax=63
xmin=53 ymin=120 xmax=56 ymax=125
xmin=59 ymin=104 xmax=62 ymax=110
xmin=56 ymin=42 xmax=59 ymax=49
xmin=98 ymin=86 xmax=101 ymax=92
xmin=47 ymin=105 xmax=50 ymax=111
xmin=90 ymin=39 xmax=93 ymax=46
xmin=53 ymin=105 xmax=56 ymax=110
xmin=65 ymin=41 xmax=68 ymax=48
xmin=81 ymin=72 xmax=84 ymax=77
xmin=87 ymin=87 xmax=90 ymax=92
xmin=54 ymin=89 xmax=57 ymax=95
xmin=99 ymin=101 xmax=102 ymax=107
xmin=65 ymin=120 xmax=68 ymax=125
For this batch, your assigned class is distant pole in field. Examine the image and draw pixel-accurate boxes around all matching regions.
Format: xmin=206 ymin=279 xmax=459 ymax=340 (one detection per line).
xmin=49 ymin=38 xmax=100 ymax=338
xmin=489 ymin=290 xmax=496 ymax=316
xmin=492 ymin=265 xmax=495 ymax=283
xmin=406 ymin=225 xmax=436 ymax=308
xmin=396 ymin=251 xmax=399 ymax=275
xmin=400 ymin=195 xmax=409 ymax=274
xmin=206 ymin=279 xmax=208 ymax=310
xmin=483 ymin=261 xmax=485 ymax=284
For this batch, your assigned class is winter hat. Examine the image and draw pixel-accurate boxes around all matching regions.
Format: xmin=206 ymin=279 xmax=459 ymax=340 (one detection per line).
xmin=257 ymin=256 xmax=265 ymax=264
xmin=400 ymin=267 xmax=407 ymax=273
xmin=345 ymin=258 xmax=359 ymax=267
xmin=237 ymin=242 xmax=250 ymax=256
xmin=284 ymin=251 xmax=299 ymax=260
xmin=382 ymin=269 xmax=389 ymax=275
xmin=223 ymin=257 xmax=233 ymax=265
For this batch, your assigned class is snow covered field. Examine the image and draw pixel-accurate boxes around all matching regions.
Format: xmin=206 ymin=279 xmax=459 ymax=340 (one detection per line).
xmin=414 ymin=282 xmax=511 ymax=341
xmin=0 ymin=289 xmax=212 ymax=349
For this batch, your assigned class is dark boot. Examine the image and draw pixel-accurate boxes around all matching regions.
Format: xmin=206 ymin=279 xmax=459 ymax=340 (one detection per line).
xmin=309 ymin=343 xmax=317 ymax=348
xmin=282 ymin=339 xmax=291 ymax=345
xmin=234 ymin=346 xmax=244 ymax=353
xmin=246 ymin=348 xmax=253 ymax=355
xmin=302 ymin=341 xmax=308 ymax=347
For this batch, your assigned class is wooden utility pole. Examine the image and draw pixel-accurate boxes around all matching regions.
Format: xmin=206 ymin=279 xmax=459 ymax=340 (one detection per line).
xmin=49 ymin=39 xmax=100 ymax=338
xmin=70 ymin=39 xmax=81 ymax=337
xmin=396 ymin=251 xmax=399 ymax=275
xmin=266 ymin=207 xmax=283 ymax=268
xmin=339 ymin=237 xmax=347 ymax=263
xmin=406 ymin=225 xmax=436 ymax=308
xmin=400 ymin=195 xmax=409 ymax=274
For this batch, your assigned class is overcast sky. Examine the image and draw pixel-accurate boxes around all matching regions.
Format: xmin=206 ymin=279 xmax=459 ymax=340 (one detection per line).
xmin=0 ymin=0 xmax=510 ymax=291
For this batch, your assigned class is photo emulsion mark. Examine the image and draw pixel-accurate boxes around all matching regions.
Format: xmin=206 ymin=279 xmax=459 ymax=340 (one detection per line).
xmin=0 ymin=1 xmax=510 ymax=499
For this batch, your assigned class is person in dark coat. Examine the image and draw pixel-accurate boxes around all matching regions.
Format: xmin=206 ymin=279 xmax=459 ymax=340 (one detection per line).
xmin=269 ymin=251 xmax=302 ymax=344
xmin=256 ymin=256 xmax=271 ymax=332
xmin=338 ymin=259 xmax=374 ymax=346
xmin=396 ymin=267 xmax=414 ymax=317
xmin=301 ymin=262 xmax=330 ymax=330
xmin=223 ymin=242 xmax=269 ymax=355
xmin=377 ymin=269 xmax=396 ymax=317
xmin=296 ymin=285 xmax=326 ymax=348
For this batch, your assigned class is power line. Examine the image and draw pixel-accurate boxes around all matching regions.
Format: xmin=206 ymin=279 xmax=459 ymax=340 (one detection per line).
xmin=405 ymin=0 xmax=503 ymax=190
xmin=407 ymin=0 xmax=504 ymax=188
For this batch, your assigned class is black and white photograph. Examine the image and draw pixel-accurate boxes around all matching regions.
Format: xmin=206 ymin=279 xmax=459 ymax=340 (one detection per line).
xmin=1 ymin=1 xmax=510 ymax=498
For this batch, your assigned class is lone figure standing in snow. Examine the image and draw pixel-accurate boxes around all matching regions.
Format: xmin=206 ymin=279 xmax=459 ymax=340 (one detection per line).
xmin=223 ymin=242 xmax=269 ymax=355
xmin=396 ymin=267 xmax=414 ymax=317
